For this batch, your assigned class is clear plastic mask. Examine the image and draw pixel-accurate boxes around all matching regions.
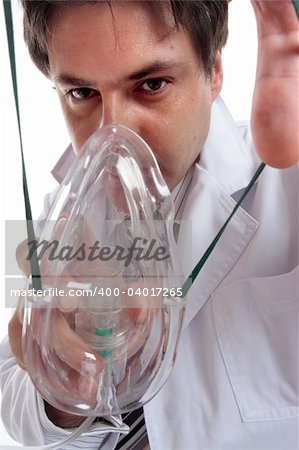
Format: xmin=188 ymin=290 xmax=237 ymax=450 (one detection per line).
xmin=22 ymin=124 xmax=185 ymax=417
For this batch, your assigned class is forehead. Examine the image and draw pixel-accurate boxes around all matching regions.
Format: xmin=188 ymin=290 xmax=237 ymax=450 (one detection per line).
xmin=47 ymin=1 xmax=198 ymax=83
xmin=49 ymin=1 xmax=173 ymax=31
xmin=48 ymin=1 xmax=175 ymax=51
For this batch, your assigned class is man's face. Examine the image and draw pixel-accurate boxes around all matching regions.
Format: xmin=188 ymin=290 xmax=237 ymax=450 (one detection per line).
xmin=48 ymin=1 xmax=222 ymax=190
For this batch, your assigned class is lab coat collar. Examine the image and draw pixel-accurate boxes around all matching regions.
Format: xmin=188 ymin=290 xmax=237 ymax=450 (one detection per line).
xmin=51 ymin=143 xmax=76 ymax=184
xmin=200 ymin=96 xmax=261 ymax=195
xmin=176 ymin=97 xmax=261 ymax=330
xmin=178 ymin=165 xmax=259 ymax=330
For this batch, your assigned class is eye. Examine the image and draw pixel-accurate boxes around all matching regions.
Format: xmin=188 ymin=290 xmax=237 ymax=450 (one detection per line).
xmin=139 ymin=78 xmax=167 ymax=93
xmin=67 ymin=87 xmax=99 ymax=100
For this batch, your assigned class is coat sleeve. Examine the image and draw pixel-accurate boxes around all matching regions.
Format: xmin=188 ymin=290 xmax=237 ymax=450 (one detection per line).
xmin=0 ymin=338 xmax=125 ymax=448
xmin=0 ymin=187 xmax=124 ymax=448
xmin=0 ymin=336 xmax=46 ymax=444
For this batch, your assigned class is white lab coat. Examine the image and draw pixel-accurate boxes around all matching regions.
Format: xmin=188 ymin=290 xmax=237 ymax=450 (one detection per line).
xmin=143 ymin=98 xmax=299 ymax=450
xmin=1 ymin=97 xmax=298 ymax=449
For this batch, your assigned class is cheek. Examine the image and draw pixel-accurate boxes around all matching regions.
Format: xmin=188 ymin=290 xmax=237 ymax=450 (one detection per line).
xmin=60 ymin=99 xmax=102 ymax=151
xmin=182 ymin=90 xmax=212 ymax=157
xmin=155 ymin=93 xmax=211 ymax=167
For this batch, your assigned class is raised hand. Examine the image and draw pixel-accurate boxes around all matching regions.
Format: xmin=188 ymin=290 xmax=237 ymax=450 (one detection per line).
xmin=250 ymin=0 xmax=299 ymax=167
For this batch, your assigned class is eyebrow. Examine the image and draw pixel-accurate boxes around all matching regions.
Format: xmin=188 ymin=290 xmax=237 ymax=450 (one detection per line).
xmin=53 ymin=75 xmax=96 ymax=88
xmin=126 ymin=61 xmax=189 ymax=81
xmin=53 ymin=61 xmax=190 ymax=88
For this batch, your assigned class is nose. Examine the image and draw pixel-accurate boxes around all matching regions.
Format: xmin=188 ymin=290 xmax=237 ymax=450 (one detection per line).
xmin=99 ymin=92 xmax=140 ymax=134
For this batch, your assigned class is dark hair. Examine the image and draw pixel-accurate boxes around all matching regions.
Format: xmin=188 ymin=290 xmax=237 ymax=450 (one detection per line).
xmin=20 ymin=0 xmax=229 ymax=77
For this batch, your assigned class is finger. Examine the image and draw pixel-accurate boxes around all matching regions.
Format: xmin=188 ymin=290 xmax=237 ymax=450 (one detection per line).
xmin=250 ymin=0 xmax=299 ymax=168
xmin=37 ymin=308 xmax=104 ymax=377
xmin=23 ymin=308 xmax=104 ymax=404
xmin=26 ymin=335 xmax=99 ymax=405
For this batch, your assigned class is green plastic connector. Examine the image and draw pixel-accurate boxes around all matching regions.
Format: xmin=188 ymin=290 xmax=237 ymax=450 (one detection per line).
xmin=95 ymin=327 xmax=113 ymax=336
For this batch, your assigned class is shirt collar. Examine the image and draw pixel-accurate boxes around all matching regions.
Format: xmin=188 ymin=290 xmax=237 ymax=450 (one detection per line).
xmin=51 ymin=143 xmax=76 ymax=184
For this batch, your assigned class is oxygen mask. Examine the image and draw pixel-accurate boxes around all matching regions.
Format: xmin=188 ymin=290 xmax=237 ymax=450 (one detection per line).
xmin=22 ymin=124 xmax=186 ymax=417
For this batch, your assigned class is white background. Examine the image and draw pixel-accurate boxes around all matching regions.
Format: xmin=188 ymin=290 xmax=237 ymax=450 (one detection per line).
xmin=0 ymin=1 xmax=257 ymax=445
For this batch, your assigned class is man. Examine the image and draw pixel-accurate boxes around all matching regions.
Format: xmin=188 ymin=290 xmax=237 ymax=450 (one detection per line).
xmin=1 ymin=1 xmax=298 ymax=449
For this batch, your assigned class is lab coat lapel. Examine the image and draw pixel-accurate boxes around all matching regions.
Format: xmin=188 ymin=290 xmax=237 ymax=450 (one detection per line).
xmin=179 ymin=166 xmax=258 ymax=330
xmin=177 ymin=98 xmax=260 ymax=330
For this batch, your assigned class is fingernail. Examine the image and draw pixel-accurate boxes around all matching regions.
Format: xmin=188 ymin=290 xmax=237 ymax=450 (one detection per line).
xmin=78 ymin=376 xmax=98 ymax=400
xmin=81 ymin=360 xmax=97 ymax=376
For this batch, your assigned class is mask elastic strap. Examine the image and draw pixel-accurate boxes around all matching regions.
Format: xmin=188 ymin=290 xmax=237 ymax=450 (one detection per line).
xmin=3 ymin=0 xmax=41 ymax=290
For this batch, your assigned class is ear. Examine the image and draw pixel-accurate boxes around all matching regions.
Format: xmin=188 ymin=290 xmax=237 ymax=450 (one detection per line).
xmin=211 ymin=50 xmax=223 ymax=100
